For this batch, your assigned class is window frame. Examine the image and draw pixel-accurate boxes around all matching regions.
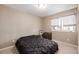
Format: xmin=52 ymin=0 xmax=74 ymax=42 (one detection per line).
xmin=50 ymin=14 xmax=76 ymax=32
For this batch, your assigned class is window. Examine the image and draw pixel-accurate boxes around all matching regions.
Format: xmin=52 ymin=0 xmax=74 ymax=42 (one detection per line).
xmin=51 ymin=15 xmax=76 ymax=32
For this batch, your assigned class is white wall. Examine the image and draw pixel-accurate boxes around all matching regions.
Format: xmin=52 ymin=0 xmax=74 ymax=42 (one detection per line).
xmin=0 ymin=5 xmax=42 ymax=49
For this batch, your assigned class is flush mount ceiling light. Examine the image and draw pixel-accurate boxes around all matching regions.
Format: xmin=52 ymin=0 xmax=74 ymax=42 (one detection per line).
xmin=34 ymin=4 xmax=47 ymax=9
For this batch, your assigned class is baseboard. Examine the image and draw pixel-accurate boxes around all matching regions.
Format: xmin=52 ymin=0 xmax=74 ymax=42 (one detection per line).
xmin=0 ymin=45 xmax=14 ymax=51
xmin=53 ymin=39 xmax=78 ymax=48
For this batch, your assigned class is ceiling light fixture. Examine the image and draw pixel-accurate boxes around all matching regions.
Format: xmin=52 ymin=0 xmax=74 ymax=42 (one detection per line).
xmin=35 ymin=4 xmax=47 ymax=9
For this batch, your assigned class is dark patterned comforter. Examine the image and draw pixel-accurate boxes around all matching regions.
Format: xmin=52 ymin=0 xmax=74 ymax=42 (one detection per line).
xmin=15 ymin=35 xmax=58 ymax=54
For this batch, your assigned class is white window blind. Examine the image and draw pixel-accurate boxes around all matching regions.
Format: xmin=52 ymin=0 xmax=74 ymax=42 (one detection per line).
xmin=50 ymin=15 xmax=76 ymax=32
xmin=62 ymin=15 xmax=76 ymax=25
xmin=51 ymin=18 xmax=60 ymax=26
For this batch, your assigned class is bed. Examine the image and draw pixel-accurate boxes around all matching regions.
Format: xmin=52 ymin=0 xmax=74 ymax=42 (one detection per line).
xmin=15 ymin=34 xmax=58 ymax=54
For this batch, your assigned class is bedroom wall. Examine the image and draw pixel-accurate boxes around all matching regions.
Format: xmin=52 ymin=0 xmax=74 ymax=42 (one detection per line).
xmin=77 ymin=5 xmax=79 ymax=53
xmin=42 ymin=8 xmax=78 ymax=45
xmin=0 ymin=5 xmax=42 ymax=49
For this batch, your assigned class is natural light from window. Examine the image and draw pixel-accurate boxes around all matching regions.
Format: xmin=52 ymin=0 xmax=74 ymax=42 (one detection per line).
xmin=50 ymin=15 xmax=76 ymax=32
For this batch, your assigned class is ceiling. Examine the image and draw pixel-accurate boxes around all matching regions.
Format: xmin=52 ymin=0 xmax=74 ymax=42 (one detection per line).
xmin=4 ymin=4 xmax=77 ymax=17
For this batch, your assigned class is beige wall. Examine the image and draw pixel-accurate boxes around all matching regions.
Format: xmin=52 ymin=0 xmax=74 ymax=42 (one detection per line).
xmin=42 ymin=8 xmax=78 ymax=45
xmin=0 ymin=5 xmax=42 ymax=49
xmin=77 ymin=5 xmax=79 ymax=53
